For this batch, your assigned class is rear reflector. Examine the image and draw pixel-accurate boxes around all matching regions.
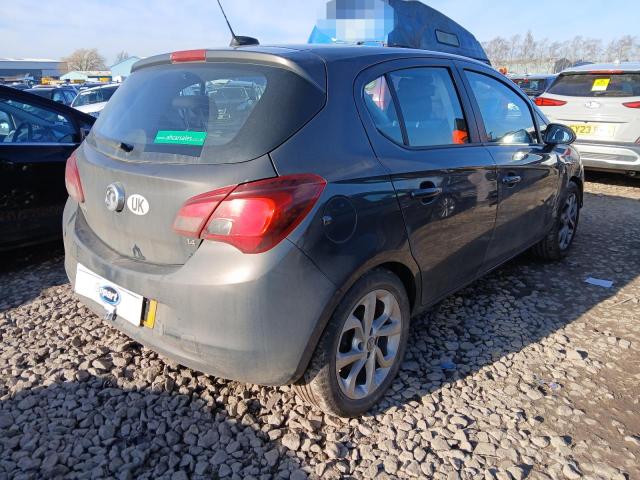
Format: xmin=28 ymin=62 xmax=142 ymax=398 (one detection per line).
xmin=623 ymin=101 xmax=640 ymax=109
xmin=65 ymin=151 xmax=84 ymax=203
xmin=535 ymin=97 xmax=567 ymax=107
xmin=174 ymin=174 xmax=327 ymax=254
xmin=170 ymin=49 xmax=207 ymax=63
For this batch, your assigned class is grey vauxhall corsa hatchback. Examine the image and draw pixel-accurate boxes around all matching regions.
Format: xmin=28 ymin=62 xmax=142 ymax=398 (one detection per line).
xmin=63 ymin=45 xmax=584 ymax=417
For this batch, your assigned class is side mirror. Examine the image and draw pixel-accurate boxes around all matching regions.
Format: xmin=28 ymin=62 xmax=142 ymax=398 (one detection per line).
xmin=543 ymin=123 xmax=576 ymax=145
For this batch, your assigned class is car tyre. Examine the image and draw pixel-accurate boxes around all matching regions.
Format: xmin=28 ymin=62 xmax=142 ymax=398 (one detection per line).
xmin=295 ymin=269 xmax=410 ymax=417
xmin=533 ymin=181 xmax=580 ymax=260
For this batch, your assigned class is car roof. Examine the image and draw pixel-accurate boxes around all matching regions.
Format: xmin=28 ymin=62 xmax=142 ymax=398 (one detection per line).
xmin=510 ymin=74 xmax=556 ymax=79
xmin=266 ymin=44 xmax=489 ymax=63
xmin=78 ymin=84 xmax=118 ymax=93
xmin=28 ymin=86 xmax=75 ymax=91
xmin=561 ymin=62 xmax=640 ymax=73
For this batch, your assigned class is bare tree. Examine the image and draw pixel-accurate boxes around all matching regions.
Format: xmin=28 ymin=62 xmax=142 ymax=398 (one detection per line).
xmin=114 ymin=50 xmax=130 ymax=64
xmin=62 ymin=49 xmax=107 ymax=72
xmin=482 ymin=33 xmax=639 ymax=73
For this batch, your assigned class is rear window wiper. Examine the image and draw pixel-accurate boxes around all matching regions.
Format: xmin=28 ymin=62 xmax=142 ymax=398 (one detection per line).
xmin=119 ymin=142 xmax=134 ymax=152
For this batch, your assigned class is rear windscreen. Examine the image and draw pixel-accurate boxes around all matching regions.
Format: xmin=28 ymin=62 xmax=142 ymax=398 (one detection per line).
xmin=89 ymin=63 xmax=325 ymax=164
xmin=547 ymin=72 xmax=640 ymax=97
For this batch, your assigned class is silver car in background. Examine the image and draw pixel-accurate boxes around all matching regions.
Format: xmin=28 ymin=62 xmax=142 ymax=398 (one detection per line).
xmin=536 ymin=63 xmax=640 ymax=176
xmin=71 ymin=84 xmax=119 ymax=118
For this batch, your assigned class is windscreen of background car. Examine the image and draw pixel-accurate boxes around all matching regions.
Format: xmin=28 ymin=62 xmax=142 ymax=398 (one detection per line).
xmin=547 ymin=72 xmax=640 ymax=97
xmin=73 ymin=86 xmax=118 ymax=107
xmin=88 ymin=63 xmax=325 ymax=164
xmin=513 ymin=78 xmax=545 ymax=95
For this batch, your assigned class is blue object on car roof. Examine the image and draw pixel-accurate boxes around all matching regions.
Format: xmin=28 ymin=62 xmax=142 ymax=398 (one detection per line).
xmin=309 ymin=0 xmax=490 ymax=65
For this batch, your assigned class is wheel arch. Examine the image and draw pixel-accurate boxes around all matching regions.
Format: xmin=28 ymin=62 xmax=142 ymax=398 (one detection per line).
xmin=289 ymin=254 xmax=421 ymax=384
xmin=569 ymin=175 xmax=584 ymax=206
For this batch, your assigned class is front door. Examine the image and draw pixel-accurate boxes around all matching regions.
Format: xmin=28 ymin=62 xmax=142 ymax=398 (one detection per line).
xmin=356 ymin=60 xmax=498 ymax=306
xmin=0 ymin=89 xmax=91 ymax=249
xmin=461 ymin=68 xmax=560 ymax=267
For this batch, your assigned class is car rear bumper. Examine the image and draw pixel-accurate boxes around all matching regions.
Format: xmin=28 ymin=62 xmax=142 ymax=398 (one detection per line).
xmin=574 ymin=141 xmax=640 ymax=172
xmin=63 ymin=200 xmax=337 ymax=385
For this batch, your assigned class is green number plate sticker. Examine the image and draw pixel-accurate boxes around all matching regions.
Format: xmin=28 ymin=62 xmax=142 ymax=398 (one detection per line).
xmin=154 ymin=131 xmax=207 ymax=146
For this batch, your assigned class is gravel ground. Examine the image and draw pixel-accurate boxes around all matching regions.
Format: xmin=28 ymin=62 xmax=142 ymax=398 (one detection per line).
xmin=1 ymin=174 xmax=638 ymax=480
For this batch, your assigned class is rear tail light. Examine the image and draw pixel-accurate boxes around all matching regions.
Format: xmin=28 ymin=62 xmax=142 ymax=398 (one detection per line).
xmin=65 ymin=151 xmax=84 ymax=203
xmin=623 ymin=101 xmax=640 ymax=109
xmin=172 ymin=186 xmax=236 ymax=237
xmin=535 ymin=97 xmax=567 ymax=107
xmin=173 ymin=174 xmax=327 ymax=254
xmin=170 ymin=49 xmax=207 ymax=63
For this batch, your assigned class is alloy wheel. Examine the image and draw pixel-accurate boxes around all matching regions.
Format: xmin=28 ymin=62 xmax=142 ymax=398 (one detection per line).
xmin=558 ymin=193 xmax=578 ymax=250
xmin=335 ymin=289 xmax=403 ymax=400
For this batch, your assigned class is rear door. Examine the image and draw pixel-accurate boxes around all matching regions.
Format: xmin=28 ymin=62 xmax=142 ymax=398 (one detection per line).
xmin=356 ymin=58 xmax=498 ymax=306
xmin=0 ymin=87 xmax=94 ymax=249
xmin=459 ymin=66 xmax=560 ymax=267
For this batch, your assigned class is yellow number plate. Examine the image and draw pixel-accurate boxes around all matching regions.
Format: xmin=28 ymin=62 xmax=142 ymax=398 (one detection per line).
xmin=569 ymin=123 xmax=616 ymax=139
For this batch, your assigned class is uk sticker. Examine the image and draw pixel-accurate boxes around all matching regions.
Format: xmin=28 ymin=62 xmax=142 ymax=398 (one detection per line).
xmin=127 ymin=194 xmax=149 ymax=216
xmin=154 ymin=130 xmax=207 ymax=146
xmin=591 ymin=78 xmax=610 ymax=92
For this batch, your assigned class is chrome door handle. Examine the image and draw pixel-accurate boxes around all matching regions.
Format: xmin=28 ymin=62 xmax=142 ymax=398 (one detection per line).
xmin=410 ymin=187 xmax=442 ymax=200
xmin=502 ymin=175 xmax=522 ymax=187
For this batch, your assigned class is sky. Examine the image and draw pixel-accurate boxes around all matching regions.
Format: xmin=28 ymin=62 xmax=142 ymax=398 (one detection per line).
xmin=2 ymin=0 xmax=639 ymax=63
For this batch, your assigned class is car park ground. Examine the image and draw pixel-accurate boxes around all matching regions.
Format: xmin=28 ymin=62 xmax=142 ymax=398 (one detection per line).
xmin=0 ymin=173 xmax=638 ymax=480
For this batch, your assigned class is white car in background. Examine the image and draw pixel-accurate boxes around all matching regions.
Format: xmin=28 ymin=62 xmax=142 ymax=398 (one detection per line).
xmin=71 ymin=84 xmax=119 ymax=118
xmin=535 ymin=63 xmax=640 ymax=176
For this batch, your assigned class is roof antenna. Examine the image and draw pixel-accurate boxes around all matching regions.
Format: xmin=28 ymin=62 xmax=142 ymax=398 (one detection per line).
xmin=216 ymin=0 xmax=260 ymax=47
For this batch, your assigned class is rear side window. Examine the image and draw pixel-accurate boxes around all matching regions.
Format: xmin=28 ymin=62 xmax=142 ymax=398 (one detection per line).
xmin=89 ymin=63 xmax=325 ymax=164
xmin=466 ymin=71 xmax=537 ymax=144
xmin=548 ymin=72 xmax=640 ymax=97
xmin=389 ymin=67 xmax=469 ymax=147
xmin=363 ymin=76 xmax=403 ymax=144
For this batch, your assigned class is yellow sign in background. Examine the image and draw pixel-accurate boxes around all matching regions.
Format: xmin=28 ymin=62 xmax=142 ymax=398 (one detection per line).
xmin=592 ymin=78 xmax=610 ymax=91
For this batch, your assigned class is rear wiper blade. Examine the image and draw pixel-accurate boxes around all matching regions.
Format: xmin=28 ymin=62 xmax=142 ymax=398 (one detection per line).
xmin=119 ymin=142 xmax=134 ymax=152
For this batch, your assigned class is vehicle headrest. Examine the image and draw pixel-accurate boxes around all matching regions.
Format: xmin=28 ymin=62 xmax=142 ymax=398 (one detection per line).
xmin=397 ymin=76 xmax=435 ymax=97
xmin=172 ymin=95 xmax=210 ymax=110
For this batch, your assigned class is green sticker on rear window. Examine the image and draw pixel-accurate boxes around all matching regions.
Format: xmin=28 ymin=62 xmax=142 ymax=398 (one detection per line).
xmin=154 ymin=131 xmax=207 ymax=146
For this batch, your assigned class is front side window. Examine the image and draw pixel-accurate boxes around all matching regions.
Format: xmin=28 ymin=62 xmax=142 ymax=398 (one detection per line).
xmin=0 ymin=96 xmax=76 ymax=144
xmin=389 ymin=67 xmax=469 ymax=147
xmin=466 ymin=71 xmax=537 ymax=144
